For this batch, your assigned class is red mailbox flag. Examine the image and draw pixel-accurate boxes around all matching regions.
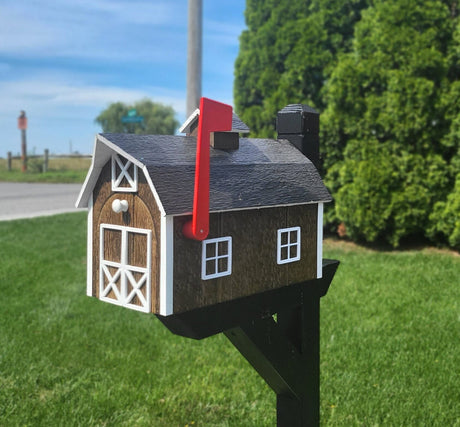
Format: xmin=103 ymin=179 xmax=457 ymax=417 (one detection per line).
xmin=182 ymin=97 xmax=233 ymax=240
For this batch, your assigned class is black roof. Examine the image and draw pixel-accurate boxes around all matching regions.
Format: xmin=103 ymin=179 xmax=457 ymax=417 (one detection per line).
xmin=98 ymin=133 xmax=332 ymax=215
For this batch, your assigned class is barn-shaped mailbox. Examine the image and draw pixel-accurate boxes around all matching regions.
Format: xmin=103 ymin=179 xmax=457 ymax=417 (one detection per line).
xmin=76 ymin=99 xmax=331 ymax=317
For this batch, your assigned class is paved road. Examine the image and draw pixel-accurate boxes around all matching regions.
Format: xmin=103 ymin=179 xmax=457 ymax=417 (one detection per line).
xmin=0 ymin=182 xmax=84 ymax=221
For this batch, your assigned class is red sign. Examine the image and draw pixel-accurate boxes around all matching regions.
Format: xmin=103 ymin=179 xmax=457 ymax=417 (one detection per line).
xmin=18 ymin=117 xmax=27 ymax=130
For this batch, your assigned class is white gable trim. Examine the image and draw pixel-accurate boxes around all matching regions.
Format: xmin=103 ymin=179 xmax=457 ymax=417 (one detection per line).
xmin=317 ymin=203 xmax=324 ymax=279
xmin=76 ymin=135 xmax=102 ymax=208
xmin=75 ymin=135 xmax=166 ymax=216
xmin=179 ymin=108 xmax=200 ymax=133
xmin=97 ymin=134 xmax=145 ymax=168
xmin=160 ymin=215 xmax=174 ymax=316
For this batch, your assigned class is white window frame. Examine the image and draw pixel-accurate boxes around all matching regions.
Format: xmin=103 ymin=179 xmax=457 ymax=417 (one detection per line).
xmin=111 ymin=154 xmax=138 ymax=192
xmin=202 ymin=236 xmax=232 ymax=280
xmin=100 ymin=224 xmax=151 ymax=313
xmin=277 ymin=226 xmax=301 ymax=265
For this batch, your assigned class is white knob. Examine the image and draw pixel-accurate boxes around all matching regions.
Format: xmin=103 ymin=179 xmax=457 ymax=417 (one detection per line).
xmin=112 ymin=199 xmax=129 ymax=213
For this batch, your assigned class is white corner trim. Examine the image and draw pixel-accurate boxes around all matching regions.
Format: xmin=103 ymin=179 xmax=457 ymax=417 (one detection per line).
xmin=317 ymin=203 xmax=324 ymax=279
xmin=160 ymin=215 xmax=174 ymax=316
xmin=86 ymin=193 xmax=93 ymax=296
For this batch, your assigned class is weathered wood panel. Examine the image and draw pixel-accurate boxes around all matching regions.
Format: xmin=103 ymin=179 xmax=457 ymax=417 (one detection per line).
xmin=286 ymin=204 xmax=317 ymax=283
xmin=172 ymin=205 xmax=318 ymax=313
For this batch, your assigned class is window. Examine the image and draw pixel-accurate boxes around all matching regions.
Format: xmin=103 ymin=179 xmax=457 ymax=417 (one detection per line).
xmin=100 ymin=224 xmax=151 ymax=313
xmin=202 ymin=237 xmax=232 ymax=280
xmin=277 ymin=226 xmax=301 ymax=264
xmin=111 ymin=154 xmax=138 ymax=192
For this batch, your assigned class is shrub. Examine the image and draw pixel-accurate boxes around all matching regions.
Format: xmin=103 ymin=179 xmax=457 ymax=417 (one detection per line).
xmin=332 ymin=138 xmax=450 ymax=246
xmin=428 ymin=173 xmax=460 ymax=249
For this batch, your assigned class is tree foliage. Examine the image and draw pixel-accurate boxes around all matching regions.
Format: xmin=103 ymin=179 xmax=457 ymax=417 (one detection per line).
xmin=235 ymin=0 xmax=459 ymax=248
xmin=322 ymin=0 xmax=458 ymax=246
xmin=95 ymin=99 xmax=178 ymax=135
xmin=429 ymin=173 xmax=460 ymax=249
xmin=234 ymin=0 xmax=369 ymax=137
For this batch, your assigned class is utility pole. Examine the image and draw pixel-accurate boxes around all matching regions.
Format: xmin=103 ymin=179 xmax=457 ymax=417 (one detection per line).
xmin=186 ymin=0 xmax=202 ymax=117
xmin=18 ymin=110 xmax=28 ymax=172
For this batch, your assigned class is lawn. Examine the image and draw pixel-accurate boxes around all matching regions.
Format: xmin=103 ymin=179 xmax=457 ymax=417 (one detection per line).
xmin=0 ymin=213 xmax=458 ymax=426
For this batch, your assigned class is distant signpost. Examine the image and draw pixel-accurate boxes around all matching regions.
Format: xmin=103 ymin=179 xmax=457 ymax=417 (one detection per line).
xmin=18 ymin=110 xmax=28 ymax=172
xmin=122 ymin=109 xmax=144 ymax=124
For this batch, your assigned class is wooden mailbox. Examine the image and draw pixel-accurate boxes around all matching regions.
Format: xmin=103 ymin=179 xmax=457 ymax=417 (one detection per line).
xmin=76 ymin=99 xmax=332 ymax=317
xmin=77 ymin=98 xmax=339 ymax=426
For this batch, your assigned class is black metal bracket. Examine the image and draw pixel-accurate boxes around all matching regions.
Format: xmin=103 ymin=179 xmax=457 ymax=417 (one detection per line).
xmin=156 ymin=259 xmax=339 ymax=426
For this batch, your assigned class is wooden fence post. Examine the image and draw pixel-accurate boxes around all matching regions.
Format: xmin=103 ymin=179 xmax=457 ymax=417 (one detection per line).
xmin=7 ymin=152 xmax=12 ymax=171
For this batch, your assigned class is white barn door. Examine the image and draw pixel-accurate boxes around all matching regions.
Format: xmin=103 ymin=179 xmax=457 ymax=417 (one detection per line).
xmin=100 ymin=224 xmax=152 ymax=313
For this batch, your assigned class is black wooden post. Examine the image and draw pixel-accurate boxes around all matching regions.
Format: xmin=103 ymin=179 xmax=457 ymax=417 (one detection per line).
xmin=7 ymin=151 xmax=12 ymax=171
xmin=224 ymin=293 xmax=321 ymax=426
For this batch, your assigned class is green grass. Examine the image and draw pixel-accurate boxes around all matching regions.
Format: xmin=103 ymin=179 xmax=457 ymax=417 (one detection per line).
xmin=0 ymin=169 xmax=88 ymax=183
xmin=320 ymin=241 xmax=459 ymax=426
xmin=0 ymin=157 xmax=90 ymax=183
xmin=0 ymin=214 xmax=458 ymax=426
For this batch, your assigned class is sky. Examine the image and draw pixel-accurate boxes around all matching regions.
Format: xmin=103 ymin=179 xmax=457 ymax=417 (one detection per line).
xmin=0 ymin=0 xmax=247 ymax=156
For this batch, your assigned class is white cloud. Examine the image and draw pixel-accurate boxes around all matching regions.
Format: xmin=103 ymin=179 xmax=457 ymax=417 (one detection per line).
xmin=0 ymin=74 xmax=185 ymax=119
xmin=71 ymin=0 xmax=178 ymax=25
xmin=0 ymin=6 xmax=61 ymax=52
xmin=0 ymin=1 xmax=185 ymax=63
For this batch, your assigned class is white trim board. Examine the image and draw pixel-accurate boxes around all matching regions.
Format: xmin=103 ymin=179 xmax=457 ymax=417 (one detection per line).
xmin=317 ymin=203 xmax=324 ymax=279
xmin=86 ymin=193 xmax=93 ymax=296
xmin=160 ymin=215 xmax=174 ymax=316
xmin=168 ymin=200 xmax=332 ymax=218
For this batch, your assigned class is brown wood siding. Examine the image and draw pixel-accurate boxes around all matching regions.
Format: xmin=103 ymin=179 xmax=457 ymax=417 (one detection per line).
xmin=173 ymin=204 xmax=318 ymax=313
xmin=92 ymin=160 xmax=162 ymax=313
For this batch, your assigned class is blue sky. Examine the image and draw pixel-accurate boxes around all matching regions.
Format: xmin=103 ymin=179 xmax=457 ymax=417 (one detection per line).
xmin=0 ymin=0 xmax=247 ymax=155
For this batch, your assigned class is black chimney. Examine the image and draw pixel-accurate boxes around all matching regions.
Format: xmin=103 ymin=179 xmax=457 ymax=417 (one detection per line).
xmin=276 ymin=104 xmax=320 ymax=169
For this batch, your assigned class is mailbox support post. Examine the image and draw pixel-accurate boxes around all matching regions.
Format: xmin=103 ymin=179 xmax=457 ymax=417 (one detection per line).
xmin=224 ymin=293 xmax=321 ymax=426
